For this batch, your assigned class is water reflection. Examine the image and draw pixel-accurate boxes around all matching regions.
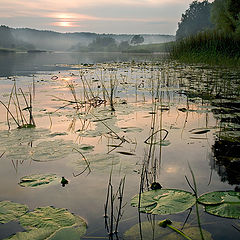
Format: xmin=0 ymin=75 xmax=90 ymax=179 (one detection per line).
xmin=0 ymin=52 xmax=166 ymax=77
xmin=1 ymin=58 xmax=240 ymax=239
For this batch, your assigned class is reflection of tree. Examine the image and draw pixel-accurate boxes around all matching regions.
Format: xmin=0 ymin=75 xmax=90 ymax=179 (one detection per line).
xmin=212 ymin=138 xmax=240 ymax=185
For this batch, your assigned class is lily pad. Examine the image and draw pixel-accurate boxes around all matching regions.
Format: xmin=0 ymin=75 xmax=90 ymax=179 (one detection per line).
xmin=0 ymin=201 xmax=28 ymax=224
xmin=8 ymin=206 xmax=87 ymax=239
xmin=191 ymin=129 xmax=210 ymax=134
xmin=75 ymin=153 xmax=120 ymax=172
xmin=79 ymin=144 xmax=94 ymax=152
xmin=121 ymin=127 xmax=143 ymax=133
xmin=198 ymin=191 xmax=240 ymax=219
xmin=0 ymin=128 xmax=50 ymax=159
xmin=124 ymin=220 xmax=213 ymax=240
xmin=19 ymin=174 xmax=60 ymax=187
xmin=32 ymin=139 xmax=79 ymax=162
xmin=131 ymin=189 xmax=196 ymax=215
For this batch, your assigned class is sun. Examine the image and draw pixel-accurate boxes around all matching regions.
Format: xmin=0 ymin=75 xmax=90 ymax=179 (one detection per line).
xmin=58 ymin=21 xmax=72 ymax=27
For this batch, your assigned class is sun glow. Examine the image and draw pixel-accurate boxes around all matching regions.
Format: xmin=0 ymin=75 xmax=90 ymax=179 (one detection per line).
xmin=52 ymin=21 xmax=80 ymax=27
xmin=58 ymin=22 xmax=72 ymax=27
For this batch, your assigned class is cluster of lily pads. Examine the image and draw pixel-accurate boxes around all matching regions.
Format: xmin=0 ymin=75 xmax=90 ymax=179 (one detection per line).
xmin=131 ymin=188 xmax=240 ymax=219
xmin=0 ymin=201 xmax=87 ymax=240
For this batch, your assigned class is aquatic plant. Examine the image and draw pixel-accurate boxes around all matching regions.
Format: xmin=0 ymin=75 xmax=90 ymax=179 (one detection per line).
xmin=0 ymin=201 xmax=28 ymax=224
xmin=131 ymin=189 xmax=196 ymax=215
xmin=19 ymin=174 xmax=60 ymax=188
xmin=124 ymin=220 xmax=213 ymax=240
xmin=0 ymin=82 xmax=36 ymax=129
xmin=198 ymin=191 xmax=240 ymax=219
xmin=10 ymin=206 xmax=87 ymax=240
xmin=104 ymin=173 xmax=126 ymax=239
xmin=171 ymin=31 xmax=240 ymax=66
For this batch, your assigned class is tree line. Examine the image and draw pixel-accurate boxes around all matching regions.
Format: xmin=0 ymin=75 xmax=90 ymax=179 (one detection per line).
xmin=176 ymin=0 xmax=240 ymax=40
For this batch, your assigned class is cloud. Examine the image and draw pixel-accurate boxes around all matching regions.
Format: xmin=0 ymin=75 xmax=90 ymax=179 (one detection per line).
xmin=0 ymin=0 xmax=208 ymax=33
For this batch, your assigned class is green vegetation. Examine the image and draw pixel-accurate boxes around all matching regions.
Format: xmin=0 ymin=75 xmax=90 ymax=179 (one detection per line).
xmin=0 ymin=48 xmax=16 ymax=53
xmin=131 ymin=189 xmax=196 ymax=215
xmin=123 ymin=42 xmax=173 ymax=53
xmin=124 ymin=220 xmax=213 ymax=240
xmin=130 ymin=35 xmax=144 ymax=45
xmin=198 ymin=191 xmax=240 ymax=219
xmin=19 ymin=174 xmax=60 ymax=187
xmin=170 ymin=30 xmax=240 ymax=65
xmin=2 ymin=205 xmax=87 ymax=240
xmin=172 ymin=0 xmax=240 ymax=65
xmin=176 ymin=0 xmax=213 ymax=40
xmin=0 ymin=201 xmax=28 ymax=224
xmin=87 ymin=36 xmax=118 ymax=52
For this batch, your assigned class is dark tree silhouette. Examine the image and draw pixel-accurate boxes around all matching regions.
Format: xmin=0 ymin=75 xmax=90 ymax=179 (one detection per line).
xmin=0 ymin=25 xmax=15 ymax=48
xmin=118 ymin=41 xmax=130 ymax=50
xmin=88 ymin=35 xmax=117 ymax=51
xmin=130 ymin=35 xmax=144 ymax=45
xmin=176 ymin=0 xmax=214 ymax=40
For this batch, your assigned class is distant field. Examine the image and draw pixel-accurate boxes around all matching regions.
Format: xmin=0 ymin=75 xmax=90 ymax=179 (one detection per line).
xmin=123 ymin=42 xmax=174 ymax=53
xmin=0 ymin=48 xmax=16 ymax=53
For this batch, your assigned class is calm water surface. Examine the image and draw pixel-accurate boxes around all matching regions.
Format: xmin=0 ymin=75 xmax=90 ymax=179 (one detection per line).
xmin=0 ymin=52 xmax=239 ymax=240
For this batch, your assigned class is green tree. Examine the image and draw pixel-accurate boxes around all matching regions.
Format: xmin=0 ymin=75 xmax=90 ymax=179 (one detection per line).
xmin=88 ymin=35 xmax=117 ymax=51
xmin=0 ymin=25 xmax=15 ymax=48
xmin=176 ymin=0 xmax=214 ymax=40
xmin=211 ymin=0 xmax=240 ymax=35
xmin=118 ymin=41 xmax=130 ymax=51
xmin=130 ymin=35 xmax=144 ymax=45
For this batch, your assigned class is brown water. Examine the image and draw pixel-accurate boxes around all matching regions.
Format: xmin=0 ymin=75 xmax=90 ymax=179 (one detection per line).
xmin=0 ymin=53 xmax=240 ymax=240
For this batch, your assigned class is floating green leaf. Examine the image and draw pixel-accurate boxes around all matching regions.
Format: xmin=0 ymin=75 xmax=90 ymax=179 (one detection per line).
xmin=0 ymin=128 xmax=50 ymax=159
xmin=32 ymin=139 xmax=79 ymax=162
xmin=79 ymin=144 xmax=94 ymax=152
xmin=192 ymin=129 xmax=210 ymax=134
xmin=19 ymin=174 xmax=60 ymax=187
xmin=198 ymin=191 xmax=240 ymax=219
xmin=121 ymin=127 xmax=143 ymax=133
xmin=0 ymin=201 xmax=28 ymax=224
xmin=131 ymin=189 xmax=196 ymax=215
xmin=8 ymin=206 xmax=87 ymax=240
xmin=124 ymin=220 xmax=213 ymax=240
xmin=117 ymin=151 xmax=135 ymax=156
xmin=75 ymin=153 xmax=120 ymax=172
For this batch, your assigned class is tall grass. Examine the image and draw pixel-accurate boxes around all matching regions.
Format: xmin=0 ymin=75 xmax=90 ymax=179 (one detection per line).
xmin=170 ymin=31 xmax=240 ymax=66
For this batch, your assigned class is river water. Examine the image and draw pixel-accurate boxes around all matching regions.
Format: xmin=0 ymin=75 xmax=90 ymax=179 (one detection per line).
xmin=0 ymin=51 xmax=239 ymax=240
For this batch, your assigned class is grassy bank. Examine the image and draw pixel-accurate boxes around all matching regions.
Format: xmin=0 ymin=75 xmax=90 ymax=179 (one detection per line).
xmin=122 ymin=42 xmax=174 ymax=53
xmin=0 ymin=48 xmax=16 ymax=53
xmin=170 ymin=31 xmax=240 ymax=66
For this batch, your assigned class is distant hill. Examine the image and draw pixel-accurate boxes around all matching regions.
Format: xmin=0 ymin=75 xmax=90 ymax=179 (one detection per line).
xmin=0 ymin=25 xmax=175 ymax=52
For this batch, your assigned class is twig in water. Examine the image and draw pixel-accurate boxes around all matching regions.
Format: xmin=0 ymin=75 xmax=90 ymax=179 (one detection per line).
xmin=0 ymin=152 xmax=5 ymax=159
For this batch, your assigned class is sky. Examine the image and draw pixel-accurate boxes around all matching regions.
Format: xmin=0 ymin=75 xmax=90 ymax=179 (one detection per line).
xmin=1 ymin=0 xmax=213 ymax=35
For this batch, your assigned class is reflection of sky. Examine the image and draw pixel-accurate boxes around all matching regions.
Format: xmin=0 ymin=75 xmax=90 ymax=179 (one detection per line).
xmin=0 ymin=60 xmax=238 ymax=240
xmin=0 ymin=59 xmax=238 ymax=240
xmin=1 ymin=0 xmax=213 ymax=34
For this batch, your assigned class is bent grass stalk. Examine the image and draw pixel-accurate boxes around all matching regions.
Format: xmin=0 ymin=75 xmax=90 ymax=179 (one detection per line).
xmin=72 ymin=148 xmax=91 ymax=176
xmin=186 ymin=163 xmax=205 ymax=240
